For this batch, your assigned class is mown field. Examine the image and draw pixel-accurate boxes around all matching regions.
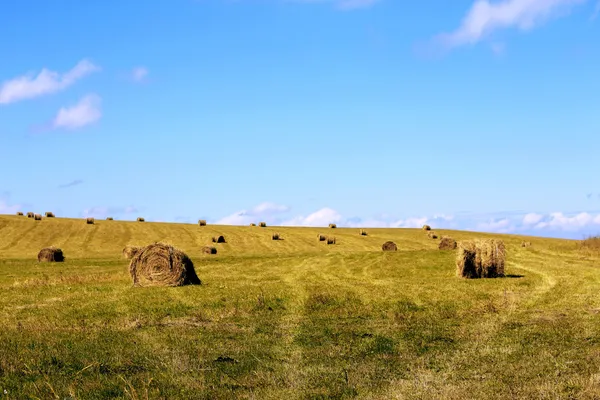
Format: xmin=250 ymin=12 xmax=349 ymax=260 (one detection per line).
xmin=0 ymin=214 xmax=599 ymax=399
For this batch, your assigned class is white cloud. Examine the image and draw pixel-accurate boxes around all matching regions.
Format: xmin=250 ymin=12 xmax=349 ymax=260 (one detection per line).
xmin=523 ymin=212 xmax=544 ymax=225
xmin=81 ymin=205 xmax=138 ymax=219
xmin=477 ymin=218 xmax=515 ymax=233
xmin=533 ymin=212 xmax=598 ymax=231
xmin=0 ymin=200 xmax=21 ymax=214
xmin=436 ymin=0 xmax=586 ymax=48
xmin=0 ymin=59 xmax=100 ymax=105
xmin=131 ymin=67 xmax=149 ymax=83
xmin=216 ymin=202 xmax=291 ymax=225
xmin=281 ymin=207 xmax=342 ymax=227
xmin=53 ymin=94 xmax=102 ymax=130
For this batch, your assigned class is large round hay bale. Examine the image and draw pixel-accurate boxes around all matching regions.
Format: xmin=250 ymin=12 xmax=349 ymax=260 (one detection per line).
xmin=422 ymin=225 xmax=431 ymax=231
xmin=439 ymin=236 xmax=457 ymax=250
xmin=86 ymin=217 xmax=94 ymax=225
xmin=272 ymin=233 xmax=280 ymax=240
xmin=137 ymin=217 xmax=145 ymax=222
xmin=38 ymin=247 xmax=64 ymax=262
xmin=212 ymin=235 xmax=226 ymax=243
xmin=202 ymin=246 xmax=217 ymax=255
xmin=326 ymin=237 xmax=336 ymax=245
xmin=198 ymin=220 xmax=207 ymax=226
xmin=317 ymin=234 xmax=326 ymax=241
xmin=16 ymin=211 xmax=24 ymax=216
xmin=259 ymin=222 xmax=267 ymax=227
xmin=359 ymin=229 xmax=367 ymax=236
xmin=45 ymin=212 xmax=55 ymax=218
xmin=129 ymin=242 xmax=201 ymax=287
xmin=123 ymin=245 xmax=142 ymax=260
xmin=34 ymin=214 xmax=42 ymax=221
xmin=382 ymin=241 xmax=397 ymax=251
xmin=26 ymin=212 xmax=34 ymax=218
xmin=250 ymin=223 xmax=256 ymax=226
xmin=427 ymin=231 xmax=438 ymax=239
xmin=521 ymin=241 xmax=531 ymax=248
xmin=456 ymin=239 xmax=505 ymax=278
xmin=329 ymin=224 xmax=337 ymax=229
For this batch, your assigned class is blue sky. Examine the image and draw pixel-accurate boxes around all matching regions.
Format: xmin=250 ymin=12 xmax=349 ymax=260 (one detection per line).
xmin=1 ymin=0 xmax=599 ymax=239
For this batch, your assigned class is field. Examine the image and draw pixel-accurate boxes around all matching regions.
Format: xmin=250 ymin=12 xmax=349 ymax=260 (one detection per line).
xmin=1 ymin=214 xmax=600 ymax=399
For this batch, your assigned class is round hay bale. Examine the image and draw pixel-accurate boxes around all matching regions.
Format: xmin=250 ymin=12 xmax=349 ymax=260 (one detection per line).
xmin=26 ymin=212 xmax=34 ymax=218
xmin=129 ymin=242 xmax=201 ymax=287
xmin=198 ymin=220 xmax=207 ymax=226
xmin=212 ymin=235 xmax=226 ymax=243
xmin=259 ymin=222 xmax=267 ymax=227
xmin=137 ymin=217 xmax=145 ymax=222
xmin=16 ymin=211 xmax=24 ymax=216
xmin=422 ymin=225 xmax=431 ymax=231
xmin=521 ymin=241 xmax=531 ymax=248
xmin=106 ymin=217 xmax=114 ymax=221
xmin=86 ymin=217 xmax=94 ymax=225
xmin=34 ymin=214 xmax=42 ymax=221
xmin=317 ymin=234 xmax=326 ymax=241
xmin=202 ymin=246 xmax=217 ymax=255
xmin=45 ymin=212 xmax=55 ymax=218
xmin=427 ymin=231 xmax=438 ymax=239
xmin=382 ymin=241 xmax=397 ymax=251
xmin=439 ymin=236 xmax=457 ymax=250
xmin=38 ymin=247 xmax=64 ymax=262
xmin=123 ymin=245 xmax=142 ymax=260
xmin=359 ymin=229 xmax=367 ymax=236
xmin=329 ymin=224 xmax=337 ymax=229
xmin=272 ymin=233 xmax=280 ymax=240
xmin=250 ymin=223 xmax=256 ymax=226
xmin=456 ymin=239 xmax=505 ymax=279
xmin=326 ymin=237 xmax=336 ymax=245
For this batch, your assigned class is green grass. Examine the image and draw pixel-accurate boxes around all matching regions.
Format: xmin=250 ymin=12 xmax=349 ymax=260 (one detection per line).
xmin=1 ymin=215 xmax=600 ymax=399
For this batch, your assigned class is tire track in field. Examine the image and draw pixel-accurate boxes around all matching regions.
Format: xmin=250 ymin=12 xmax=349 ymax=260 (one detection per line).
xmin=0 ymin=223 xmax=39 ymax=251
xmin=81 ymin=223 xmax=100 ymax=253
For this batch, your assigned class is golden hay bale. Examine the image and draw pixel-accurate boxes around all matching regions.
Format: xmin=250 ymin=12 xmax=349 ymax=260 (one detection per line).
xmin=38 ymin=247 xmax=64 ymax=262
xmin=201 ymin=246 xmax=217 ymax=255
xmin=129 ymin=242 xmax=201 ymax=287
xmin=259 ymin=222 xmax=267 ymax=227
xmin=26 ymin=212 xmax=34 ymax=218
xmin=198 ymin=220 xmax=207 ymax=226
xmin=34 ymin=214 xmax=42 ymax=221
xmin=123 ymin=245 xmax=142 ymax=260
xmin=16 ymin=212 xmax=24 ymax=216
xmin=45 ymin=212 xmax=55 ymax=218
xmin=272 ymin=233 xmax=280 ymax=240
xmin=439 ymin=236 xmax=457 ymax=250
xmin=106 ymin=217 xmax=114 ymax=221
xmin=382 ymin=241 xmax=397 ymax=251
xmin=422 ymin=225 xmax=431 ymax=231
xmin=137 ymin=217 xmax=145 ymax=222
xmin=250 ymin=223 xmax=256 ymax=226
xmin=359 ymin=229 xmax=368 ymax=236
xmin=86 ymin=217 xmax=95 ymax=225
xmin=521 ymin=241 xmax=532 ymax=248
xmin=427 ymin=231 xmax=438 ymax=239
xmin=326 ymin=237 xmax=336 ymax=245
xmin=456 ymin=239 xmax=505 ymax=279
xmin=212 ymin=235 xmax=226 ymax=243
xmin=329 ymin=224 xmax=337 ymax=229
xmin=317 ymin=234 xmax=327 ymax=241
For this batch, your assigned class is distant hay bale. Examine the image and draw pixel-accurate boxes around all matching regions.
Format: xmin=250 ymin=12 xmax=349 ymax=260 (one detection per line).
xmin=198 ymin=220 xmax=207 ymax=226
xmin=34 ymin=214 xmax=42 ymax=221
xmin=212 ymin=235 xmax=226 ymax=243
xmin=86 ymin=217 xmax=95 ymax=225
xmin=521 ymin=241 xmax=532 ymax=248
xmin=137 ymin=217 xmax=145 ymax=222
xmin=45 ymin=212 xmax=55 ymax=218
xmin=16 ymin=211 xmax=24 ymax=216
xmin=382 ymin=241 xmax=397 ymax=251
xmin=456 ymin=239 xmax=506 ymax=279
xmin=38 ymin=247 xmax=64 ymax=262
xmin=439 ymin=236 xmax=457 ymax=250
xmin=123 ymin=245 xmax=142 ymax=260
xmin=250 ymin=223 xmax=256 ymax=226
xmin=259 ymin=222 xmax=267 ymax=227
xmin=427 ymin=231 xmax=438 ymax=239
xmin=326 ymin=237 xmax=336 ymax=245
xmin=359 ymin=229 xmax=368 ymax=236
xmin=129 ymin=242 xmax=201 ymax=287
xmin=202 ymin=246 xmax=217 ymax=255
xmin=422 ymin=225 xmax=431 ymax=231
xmin=329 ymin=224 xmax=337 ymax=229
xmin=106 ymin=217 xmax=114 ymax=221
xmin=26 ymin=212 xmax=34 ymax=218
xmin=317 ymin=234 xmax=327 ymax=241
xmin=272 ymin=233 xmax=280 ymax=240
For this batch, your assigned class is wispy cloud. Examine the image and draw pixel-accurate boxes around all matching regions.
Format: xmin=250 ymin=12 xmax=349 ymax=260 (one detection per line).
xmin=81 ymin=205 xmax=138 ymax=219
xmin=0 ymin=59 xmax=100 ymax=105
xmin=58 ymin=179 xmax=84 ymax=189
xmin=216 ymin=202 xmax=291 ymax=225
xmin=52 ymin=94 xmax=102 ymax=130
xmin=434 ymin=0 xmax=586 ymax=49
xmin=0 ymin=199 xmax=22 ymax=214
xmin=131 ymin=66 xmax=149 ymax=83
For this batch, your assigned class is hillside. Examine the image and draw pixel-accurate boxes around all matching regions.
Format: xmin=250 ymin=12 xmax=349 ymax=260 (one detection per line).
xmin=1 ymin=214 xmax=599 ymax=399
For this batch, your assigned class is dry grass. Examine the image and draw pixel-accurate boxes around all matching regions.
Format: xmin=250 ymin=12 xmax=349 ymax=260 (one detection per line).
xmin=198 ymin=220 xmax=207 ymax=226
xmin=34 ymin=214 xmax=42 ymax=221
xmin=382 ymin=241 xmax=397 ymax=251
xmin=456 ymin=239 xmax=506 ymax=278
xmin=579 ymin=236 xmax=600 ymax=252
xmin=37 ymin=247 xmax=64 ymax=262
xmin=86 ymin=217 xmax=95 ymax=225
xmin=212 ymin=235 xmax=226 ymax=243
xmin=422 ymin=225 xmax=431 ymax=231
xmin=359 ymin=229 xmax=368 ymax=236
xmin=201 ymin=246 xmax=217 ymax=255
xmin=123 ymin=245 xmax=142 ymax=260
xmin=439 ymin=236 xmax=457 ymax=250
xmin=45 ymin=212 xmax=55 ymax=218
xmin=137 ymin=217 xmax=145 ymax=222
xmin=129 ymin=242 xmax=201 ymax=287
xmin=259 ymin=222 xmax=267 ymax=227
xmin=329 ymin=224 xmax=337 ymax=229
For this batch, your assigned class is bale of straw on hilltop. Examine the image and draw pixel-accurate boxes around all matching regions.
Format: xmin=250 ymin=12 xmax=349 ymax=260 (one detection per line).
xmin=38 ymin=247 xmax=64 ymax=262
xmin=129 ymin=242 xmax=201 ymax=287
xmin=212 ymin=235 xmax=226 ymax=243
xmin=427 ymin=231 xmax=438 ymax=239
xmin=317 ymin=234 xmax=326 ymax=242
xmin=16 ymin=211 xmax=24 ymax=216
xmin=272 ymin=233 xmax=280 ymax=240
xmin=86 ymin=217 xmax=95 ymax=225
xmin=382 ymin=241 xmax=397 ymax=251
xmin=259 ymin=222 xmax=267 ymax=227
xmin=26 ymin=212 xmax=34 ymax=218
xmin=34 ymin=214 xmax=42 ymax=221
xmin=250 ymin=223 xmax=256 ymax=226
xmin=422 ymin=225 xmax=431 ymax=231
xmin=137 ymin=217 xmax=145 ymax=222
xmin=329 ymin=224 xmax=337 ymax=229
xmin=439 ymin=236 xmax=457 ymax=250
xmin=123 ymin=245 xmax=142 ymax=260
xmin=359 ymin=229 xmax=368 ymax=236
xmin=456 ymin=239 xmax=505 ymax=279
xmin=521 ymin=241 xmax=532 ymax=248
xmin=202 ymin=245 xmax=217 ymax=255
xmin=198 ymin=220 xmax=207 ymax=226
xmin=326 ymin=237 xmax=336 ymax=245
xmin=45 ymin=212 xmax=55 ymax=218
xmin=106 ymin=217 xmax=114 ymax=221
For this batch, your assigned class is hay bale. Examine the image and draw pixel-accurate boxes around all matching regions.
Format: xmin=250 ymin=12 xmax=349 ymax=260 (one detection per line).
xmin=198 ymin=220 xmax=207 ymax=226
xmin=106 ymin=217 xmax=114 ymax=221
xmin=439 ymin=236 xmax=457 ymax=250
xmin=86 ymin=217 xmax=95 ymax=225
xmin=427 ymin=231 xmax=438 ymax=239
xmin=45 ymin=212 xmax=55 ymax=218
xmin=521 ymin=241 xmax=532 ymax=248
xmin=329 ymin=224 xmax=337 ymax=229
xmin=16 ymin=212 xmax=24 ymax=216
xmin=38 ymin=247 xmax=64 ymax=262
xmin=202 ymin=246 xmax=217 ymax=255
xmin=422 ymin=225 xmax=431 ymax=231
xmin=34 ymin=214 xmax=42 ymax=221
xmin=137 ymin=217 xmax=145 ymax=222
xmin=326 ymin=237 xmax=336 ymax=245
xmin=123 ymin=245 xmax=142 ymax=260
xmin=317 ymin=234 xmax=327 ymax=241
xmin=212 ymin=235 xmax=226 ymax=243
xmin=250 ymin=223 xmax=256 ymax=226
xmin=129 ymin=242 xmax=201 ymax=287
xmin=26 ymin=212 xmax=34 ymax=218
xmin=259 ymin=222 xmax=267 ymax=227
xmin=456 ymin=239 xmax=505 ymax=279
xmin=272 ymin=233 xmax=280 ymax=240
xmin=382 ymin=241 xmax=397 ymax=251
xmin=359 ymin=229 xmax=367 ymax=236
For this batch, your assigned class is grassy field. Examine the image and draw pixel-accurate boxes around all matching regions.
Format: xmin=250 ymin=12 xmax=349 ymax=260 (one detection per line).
xmin=1 ymin=214 xmax=599 ymax=399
